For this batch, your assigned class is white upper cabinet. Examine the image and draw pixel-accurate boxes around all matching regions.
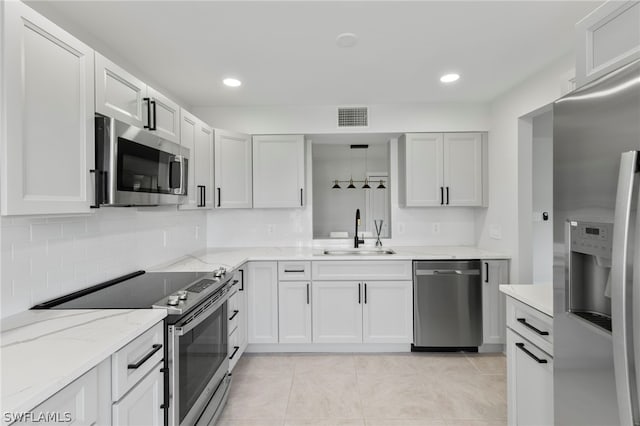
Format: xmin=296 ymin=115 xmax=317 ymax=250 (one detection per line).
xmin=399 ymin=132 xmax=485 ymax=207
xmin=443 ymin=133 xmax=483 ymax=206
xmin=179 ymin=110 xmax=214 ymax=210
xmin=2 ymin=1 xmax=95 ymax=216
xmin=95 ymin=52 xmax=146 ymax=128
xmin=399 ymin=133 xmax=443 ymax=206
xmin=575 ymin=1 xmax=640 ymax=88
xmin=95 ymin=53 xmax=180 ymax=143
xmin=252 ymin=135 xmax=305 ymax=208
xmin=214 ymin=129 xmax=253 ymax=208
xmin=146 ymin=86 xmax=180 ymax=144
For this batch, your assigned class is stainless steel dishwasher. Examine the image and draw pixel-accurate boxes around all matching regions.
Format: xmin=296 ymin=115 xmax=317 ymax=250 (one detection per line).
xmin=413 ymin=260 xmax=482 ymax=350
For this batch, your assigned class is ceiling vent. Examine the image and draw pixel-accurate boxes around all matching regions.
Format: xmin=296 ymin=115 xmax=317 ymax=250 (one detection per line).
xmin=337 ymin=107 xmax=368 ymax=128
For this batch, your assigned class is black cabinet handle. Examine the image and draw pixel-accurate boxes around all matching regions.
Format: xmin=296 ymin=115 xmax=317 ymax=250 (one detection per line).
xmin=239 ymin=269 xmax=244 ymax=291
xmin=515 ymin=342 xmax=548 ymax=364
xmin=446 ymin=187 xmax=450 ymax=205
xmin=306 ymin=283 xmax=310 ymax=305
xmin=485 ymin=262 xmax=489 ymax=283
xmin=150 ymin=100 xmax=157 ymax=131
xmin=197 ymin=185 xmax=205 ymax=207
xmin=284 ymin=269 xmax=305 ymax=273
xmin=231 ymin=279 xmax=239 ymax=287
xmin=143 ymin=98 xmax=152 ymax=129
xmin=229 ymin=346 xmax=240 ymax=360
xmin=300 ymin=188 xmax=304 ymax=207
xmin=127 ymin=344 xmax=162 ymax=369
xmin=358 ymin=283 xmax=361 ymax=304
xmin=364 ymin=283 xmax=367 ymax=304
xmin=217 ymin=187 xmax=221 ymax=207
xmin=229 ymin=310 xmax=239 ymax=321
xmin=517 ymin=318 xmax=550 ymax=336
xmin=440 ymin=187 xmax=444 ymax=205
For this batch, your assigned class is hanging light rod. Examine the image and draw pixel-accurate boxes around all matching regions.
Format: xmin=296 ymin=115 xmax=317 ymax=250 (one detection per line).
xmin=331 ymin=178 xmax=386 ymax=189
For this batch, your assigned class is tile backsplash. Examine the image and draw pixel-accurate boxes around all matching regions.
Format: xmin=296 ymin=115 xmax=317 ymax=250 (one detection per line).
xmin=1 ymin=208 xmax=206 ymax=318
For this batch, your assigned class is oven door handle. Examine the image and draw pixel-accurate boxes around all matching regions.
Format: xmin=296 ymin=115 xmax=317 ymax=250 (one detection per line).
xmin=173 ymin=287 xmax=230 ymax=336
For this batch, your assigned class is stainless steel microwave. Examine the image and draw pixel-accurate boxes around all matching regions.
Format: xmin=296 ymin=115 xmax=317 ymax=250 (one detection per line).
xmin=94 ymin=115 xmax=188 ymax=207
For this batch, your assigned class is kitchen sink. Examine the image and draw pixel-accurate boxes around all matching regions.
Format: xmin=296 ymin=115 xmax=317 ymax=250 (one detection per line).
xmin=322 ymin=248 xmax=396 ymax=256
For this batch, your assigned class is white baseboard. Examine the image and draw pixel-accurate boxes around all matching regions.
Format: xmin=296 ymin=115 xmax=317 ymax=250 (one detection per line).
xmin=246 ymin=343 xmax=411 ymax=353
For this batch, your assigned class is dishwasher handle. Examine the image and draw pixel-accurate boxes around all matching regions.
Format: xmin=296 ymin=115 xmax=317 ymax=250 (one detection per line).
xmin=415 ymin=269 xmax=481 ymax=276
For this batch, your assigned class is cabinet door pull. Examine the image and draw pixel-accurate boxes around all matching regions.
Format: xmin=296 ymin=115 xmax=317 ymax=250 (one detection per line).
xmin=517 ymin=318 xmax=550 ymax=336
xmin=143 ymin=97 xmax=152 ymax=129
xmin=150 ymin=99 xmax=157 ymax=130
xmin=306 ymin=283 xmax=310 ymax=305
xmin=197 ymin=185 xmax=205 ymax=207
xmin=358 ymin=283 xmax=361 ymax=304
xmin=300 ymin=188 xmax=304 ymax=207
xmin=229 ymin=310 xmax=239 ymax=321
xmin=229 ymin=346 xmax=240 ymax=360
xmin=364 ymin=283 xmax=368 ymax=304
xmin=446 ymin=186 xmax=450 ymax=205
xmin=239 ymin=269 xmax=244 ymax=291
xmin=284 ymin=269 xmax=305 ymax=273
xmin=515 ymin=342 xmax=548 ymax=364
xmin=127 ymin=344 xmax=162 ymax=369
xmin=485 ymin=262 xmax=489 ymax=283
xmin=440 ymin=187 xmax=444 ymax=205
xmin=217 ymin=187 xmax=221 ymax=207
xmin=202 ymin=186 xmax=206 ymax=207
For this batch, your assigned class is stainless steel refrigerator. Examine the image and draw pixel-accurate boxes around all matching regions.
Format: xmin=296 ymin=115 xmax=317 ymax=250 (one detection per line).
xmin=553 ymin=58 xmax=640 ymax=425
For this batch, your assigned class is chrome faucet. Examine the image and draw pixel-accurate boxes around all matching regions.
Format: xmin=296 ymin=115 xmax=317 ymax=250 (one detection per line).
xmin=354 ymin=209 xmax=364 ymax=248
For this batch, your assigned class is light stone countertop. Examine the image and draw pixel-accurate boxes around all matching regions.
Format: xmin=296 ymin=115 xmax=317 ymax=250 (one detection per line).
xmin=0 ymin=309 xmax=166 ymax=422
xmin=499 ymin=284 xmax=553 ymax=317
xmin=152 ymin=245 xmax=510 ymax=273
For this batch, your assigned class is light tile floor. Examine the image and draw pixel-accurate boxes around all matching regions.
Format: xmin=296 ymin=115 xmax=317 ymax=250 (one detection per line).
xmin=218 ymin=353 xmax=506 ymax=426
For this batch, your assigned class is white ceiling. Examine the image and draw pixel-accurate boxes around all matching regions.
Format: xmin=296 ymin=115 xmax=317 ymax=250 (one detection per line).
xmin=31 ymin=1 xmax=601 ymax=107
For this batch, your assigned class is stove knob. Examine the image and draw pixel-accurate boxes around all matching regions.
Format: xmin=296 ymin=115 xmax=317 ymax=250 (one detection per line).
xmin=177 ymin=291 xmax=188 ymax=300
xmin=167 ymin=295 xmax=180 ymax=306
xmin=214 ymin=268 xmax=226 ymax=278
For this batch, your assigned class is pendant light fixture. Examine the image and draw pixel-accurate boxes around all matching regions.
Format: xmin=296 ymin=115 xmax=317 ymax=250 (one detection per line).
xmin=330 ymin=144 xmax=386 ymax=190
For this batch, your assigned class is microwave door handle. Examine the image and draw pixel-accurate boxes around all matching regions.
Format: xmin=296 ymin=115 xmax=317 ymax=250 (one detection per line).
xmin=611 ymin=150 xmax=639 ymax=426
xmin=170 ymin=155 xmax=187 ymax=195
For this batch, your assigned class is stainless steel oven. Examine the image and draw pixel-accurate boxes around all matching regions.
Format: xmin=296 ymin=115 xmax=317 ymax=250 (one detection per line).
xmin=167 ymin=277 xmax=232 ymax=426
xmin=94 ymin=115 xmax=188 ymax=207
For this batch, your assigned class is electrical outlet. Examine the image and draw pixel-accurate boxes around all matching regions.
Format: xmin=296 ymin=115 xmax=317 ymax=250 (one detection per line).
xmin=432 ymin=223 xmax=441 ymax=234
xmin=267 ymin=224 xmax=275 ymax=235
xmin=397 ymin=223 xmax=406 ymax=234
xmin=162 ymin=230 xmax=168 ymax=247
xmin=195 ymin=225 xmax=200 ymax=240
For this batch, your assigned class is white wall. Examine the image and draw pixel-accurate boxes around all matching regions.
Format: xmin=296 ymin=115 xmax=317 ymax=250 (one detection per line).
xmin=532 ymin=111 xmax=554 ymax=284
xmin=0 ymin=209 xmax=206 ymax=318
xmin=476 ymin=54 xmax=575 ymax=283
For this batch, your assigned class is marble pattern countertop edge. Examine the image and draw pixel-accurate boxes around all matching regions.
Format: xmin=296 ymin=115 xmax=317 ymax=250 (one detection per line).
xmin=0 ymin=309 xmax=166 ymax=420
xmin=499 ymin=284 xmax=553 ymax=317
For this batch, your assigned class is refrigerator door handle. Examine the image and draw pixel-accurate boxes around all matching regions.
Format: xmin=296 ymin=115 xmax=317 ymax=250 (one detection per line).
xmin=611 ymin=150 xmax=640 ymax=426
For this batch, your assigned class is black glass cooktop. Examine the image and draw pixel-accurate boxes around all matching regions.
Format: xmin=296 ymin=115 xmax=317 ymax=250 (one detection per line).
xmin=32 ymin=271 xmax=211 ymax=310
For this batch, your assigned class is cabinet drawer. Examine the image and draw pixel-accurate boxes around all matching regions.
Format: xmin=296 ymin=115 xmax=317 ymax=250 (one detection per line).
xmin=506 ymin=297 xmax=553 ymax=355
xmin=278 ymin=261 xmax=311 ymax=280
xmin=312 ymin=260 xmax=412 ymax=281
xmin=112 ymin=321 xmax=164 ymax=401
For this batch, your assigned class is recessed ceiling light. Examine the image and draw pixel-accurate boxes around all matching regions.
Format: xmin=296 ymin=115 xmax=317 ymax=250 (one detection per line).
xmin=223 ymin=78 xmax=242 ymax=87
xmin=336 ymin=32 xmax=358 ymax=48
xmin=440 ymin=73 xmax=460 ymax=83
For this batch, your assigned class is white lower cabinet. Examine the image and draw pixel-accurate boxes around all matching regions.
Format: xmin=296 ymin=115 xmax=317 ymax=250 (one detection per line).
xmin=362 ymin=281 xmax=413 ymax=343
xmin=112 ymin=362 xmax=164 ymax=426
xmin=247 ymin=262 xmax=279 ymax=344
xmin=482 ymin=260 xmax=509 ymax=345
xmin=312 ymin=281 xmax=363 ymax=343
xmin=228 ymin=266 xmax=248 ymax=371
xmin=506 ymin=296 xmax=554 ymax=426
xmin=278 ymin=281 xmax=312 ymax=343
